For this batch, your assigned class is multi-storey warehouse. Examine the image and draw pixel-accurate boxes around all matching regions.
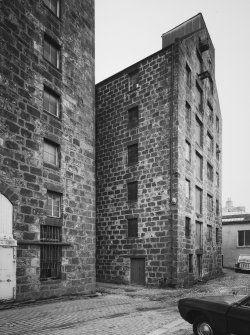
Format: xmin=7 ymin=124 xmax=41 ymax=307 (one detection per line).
xmin=0 ymin=0 xmax=95 ymax=301
xmin=96 ymin=13 xmax=222 ymax=287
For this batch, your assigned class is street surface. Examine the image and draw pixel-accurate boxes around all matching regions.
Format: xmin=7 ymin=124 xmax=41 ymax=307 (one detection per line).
xmin=0 ymin=269 xmax=249 ymax=335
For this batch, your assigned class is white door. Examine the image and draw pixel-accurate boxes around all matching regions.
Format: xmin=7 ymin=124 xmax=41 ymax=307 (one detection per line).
xmin=0 ymin=193 xmax=16 ymax=300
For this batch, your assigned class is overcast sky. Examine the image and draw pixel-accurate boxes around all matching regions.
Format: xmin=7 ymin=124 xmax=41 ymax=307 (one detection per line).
xmin=96 ymin=0 xmax=250 ymax=212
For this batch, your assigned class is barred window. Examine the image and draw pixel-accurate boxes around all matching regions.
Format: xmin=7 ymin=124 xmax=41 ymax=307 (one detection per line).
xmin=47 ymin=191 xmax=61 ymax=217
xmin=44 ymin=36 xmax=60 ymax=68
xmin=128 ymin=218 xmax=138 ymax=238
xmin=44 ymin=139 xmax=59 ymax=166
xmin=128 ymin=106 xmax=139 ymax=129
xmin=40 ymin=225 xmax=61 ymax=280
xmin=128 ymin=143 xmax=138 ymax=165
xmin=43 ymin=87 xmax=60 ymax=117
xmin=43 ymin=0 xmax=60 ymax=17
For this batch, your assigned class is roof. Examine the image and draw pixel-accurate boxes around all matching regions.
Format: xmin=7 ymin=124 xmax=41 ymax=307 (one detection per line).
xmin=222 ymin=213 xmax=250 ymax=225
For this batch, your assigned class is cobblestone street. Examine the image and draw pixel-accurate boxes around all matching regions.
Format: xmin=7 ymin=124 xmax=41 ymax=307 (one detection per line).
xmin=0 ymin=269 xmax=249 ymax=335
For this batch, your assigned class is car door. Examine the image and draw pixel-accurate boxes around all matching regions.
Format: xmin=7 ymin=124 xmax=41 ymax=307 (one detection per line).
xmin=227 ymin=297 xmax=250 ymax=335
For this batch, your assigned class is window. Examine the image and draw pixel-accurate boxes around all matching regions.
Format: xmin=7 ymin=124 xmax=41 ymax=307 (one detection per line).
xmin=185 ymin=217 xmax=191 ymax=238
xmin=188 ymin=254 xmax=193 ymax=273
xmin=216 ymin=227 xmax=219 ymax=244
xmin=128 ymin=106 xmax=139 ymax=129
xmin=196 ymin=82 xmax=203 ymax=113
xmin=186 ymin=63 xmax=191 ymax=88
xmin=209 ymin=78 xmax=213 ymax=96
xmin=207 ymin=162 xmax=213 ymax=182
xmin=216 ymin=116 xmax=219 ymax=134
xmin=185 ymin=140 xmax=191 ymax=162
xmin=216 ymin=199 xmax=219 ymax=215
xmin=40 ymin=225 xmax=61 ymax=280
xmin=128 ymin=143 xmax=138 ymax=165
xmin=43 ymin=0 xmax=60 ymax=17
xmin=195 ymin=117 xmax=203 ymax=147
xmin=196 ymin=50 xmax=203 ymax=74
xmin=127 ymin=181 xmax=138 ymax=202
xmin=207 ymin=132 xmax=213 ymax=153
xmin=44 ymin=35 xmax=60 ymax=68
xmin=216 ymin=144 xmax=220 ymax=160
xmin=216 ymin=172 xmax=219 ymax=187
xmin=238 ymin=230 xmax=250 ymax=247
xmin=207 ymin=101 xmax=213 ymax=124
xmin=185 ymin=179 xmax=191 ymax=199
xmin=44 ymin=139 xmax=59 ymax=166
xmin=128 ymin=218 xmax=138 ymax=238
xmin=207 ymin=194 xmax=213 ymax=212
xmin=43 ymin=87 xmax=60 ymax=117
xmin=207 ymin=225 xmax=212 ymax=241
xmin=46 ymin=191 xmax=61 ymax=217
xmin=195 ymin=221 xmax=203 ymax=249
xmin=128 ymin=69 xmax=139 ymax=90
xmin=195 ymin=186 xmax=202 ymax=214
xmin=195 ymin=152 xmax=203 ymax=180
xmin=185 ymin=101 xmax=191 ymax=126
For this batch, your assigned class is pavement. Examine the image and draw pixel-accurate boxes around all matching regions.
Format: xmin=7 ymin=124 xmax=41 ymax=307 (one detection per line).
xmin=0 ymin=269 xmax=249 ymax=335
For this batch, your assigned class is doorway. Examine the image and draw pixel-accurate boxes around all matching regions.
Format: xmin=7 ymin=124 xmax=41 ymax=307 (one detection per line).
xmin=131 ymin=258 xmax=145 ymax=285
xmin=0 ymin=193 xmax=16 ymax=300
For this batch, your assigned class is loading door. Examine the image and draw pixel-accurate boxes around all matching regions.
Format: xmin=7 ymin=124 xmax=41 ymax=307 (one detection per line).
xmin=131 ymin=258 xmax=145 ymax=285
xmin=0 ymin=193 xmax=16 ymax=300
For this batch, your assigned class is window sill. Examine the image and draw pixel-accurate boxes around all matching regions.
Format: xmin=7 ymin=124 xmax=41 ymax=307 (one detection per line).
xmin=44 ymin=162 xmax=60 ymax=171
xmin=17 ymin=240 xmax=72 ymax=246
xmin=43 ymin=109 xmax=61 ymax=120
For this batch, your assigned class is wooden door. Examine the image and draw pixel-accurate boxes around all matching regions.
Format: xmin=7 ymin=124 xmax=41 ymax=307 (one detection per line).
xmin=131 ymin=258 xmax=145 ymax=285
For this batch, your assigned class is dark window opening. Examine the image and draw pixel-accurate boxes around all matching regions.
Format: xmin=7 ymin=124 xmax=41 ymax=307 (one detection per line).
xmin=195 ymin=152 xmax=203 ymax=180
xmin=185 ymin=179 xmax=191 ymax=199
xmin=188 ymin=254 xmax=193 ymax=273
xmin=186 ymin=63 xmax=191 ymax=88
xmin=185 ymin=101 xmax=191 ymax=126
xmin=216 ymin=228 xmax=219 ymax=244
xmin=128 ymin=106 xmax=139 ymax=128
xmin=128 ymin=70 xmax=139 ymax=90
xmin=128 ymin=181 xmax=138 ymax=202
xmin=185 ymin=217 xmax=191 ymax=238
xmin=207 ymin=162 xmax=213 ymax=182
xmin=128 ymin=143 xmax=138 ymax=165
xmin=207 ymin=194 xmax=213 ymax=212
xmin=128 ymin=218 xmax=138 ymax=237
xmin=196 ymin=82 xmax=203 ymax=113
xmin=195 ymin=117 xmax=203 ymax=147
xmin=207 ymin=225 xmax=212 ymax=241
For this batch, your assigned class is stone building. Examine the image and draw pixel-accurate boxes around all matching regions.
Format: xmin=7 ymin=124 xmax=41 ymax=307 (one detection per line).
xmin=0 ymin=0 xmax=95 ymax=301
xmin=96 ymin=13 xmax=222 ymax=287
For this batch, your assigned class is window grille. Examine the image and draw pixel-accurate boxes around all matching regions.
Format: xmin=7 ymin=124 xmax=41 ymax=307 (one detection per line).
xmin=128 ymin=218 xmax=138 ymax=237
xmin=40 ymin=225 xmax=61 ymax=280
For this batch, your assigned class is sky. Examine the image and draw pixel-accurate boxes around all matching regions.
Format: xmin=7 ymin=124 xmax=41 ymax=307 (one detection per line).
xmin=95 ymin=0 xmax=250 ymax=212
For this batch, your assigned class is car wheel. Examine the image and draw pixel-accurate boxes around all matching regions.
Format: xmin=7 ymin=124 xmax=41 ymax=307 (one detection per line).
xmin=193 ymin=315 xmax=216 ymax=335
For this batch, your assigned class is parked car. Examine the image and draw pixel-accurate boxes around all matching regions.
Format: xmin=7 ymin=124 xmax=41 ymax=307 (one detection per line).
xmin=235 ymin=254 xmax=250 ymax=272
xmin=178 ymin=294 xmax=250 ymax=335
